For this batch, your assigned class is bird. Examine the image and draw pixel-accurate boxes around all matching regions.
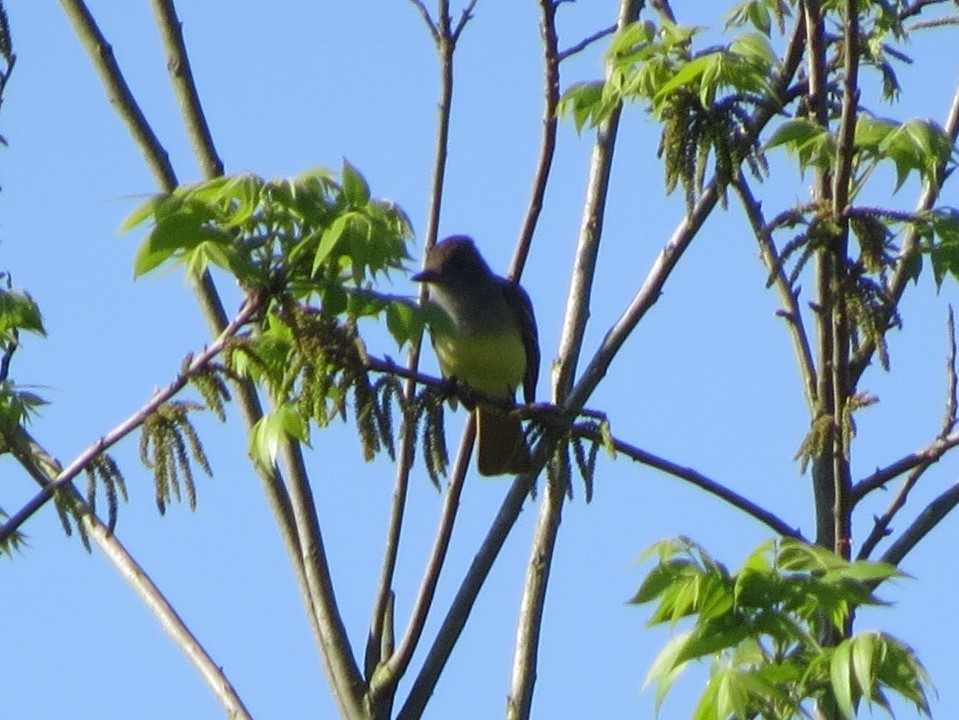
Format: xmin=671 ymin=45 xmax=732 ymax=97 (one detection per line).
xmin=412 ymin=235 xmax=539 ymax=476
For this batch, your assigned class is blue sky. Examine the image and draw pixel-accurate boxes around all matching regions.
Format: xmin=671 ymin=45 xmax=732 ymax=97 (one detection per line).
xmin=2 ymin=2 xmax=958 ymax=718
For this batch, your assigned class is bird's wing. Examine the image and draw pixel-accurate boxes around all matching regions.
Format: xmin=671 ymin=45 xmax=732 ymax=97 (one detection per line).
xmin=502 ymin=279 xmax=540 ymax=404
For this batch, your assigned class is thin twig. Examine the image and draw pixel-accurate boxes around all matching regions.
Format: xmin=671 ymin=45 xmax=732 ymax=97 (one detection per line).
xmin=734 ymin=177 xmax=818 ymax=413
xmin=857 ymin=462 xmax=931 ymax=560
xmin=851 ymin=75 xmax=959 ymax=383
xmin=5 ymin=429 xmax=253 ymax=720
xmin=899 ymin=0 xmax=950 ymax=20
xmin=58 ymin=0 xmax=177 ymax=189
xmin=941 ymin=305 xmax=958 ymax=436
xmin=510 ymin=0 xmax=561 ymax=279
xmin=908 ymin=15 xmax=959 ymax=30
xmin=451 ymin=0 xmax=480 ymax=43
xmin=852 ymin=429 xmax=959 ymax=502
xmin=579 ymin=428 xmax=805 ymax=539
xmin=369 ymin=1 xmax=475 ymax=712
xmin=880 ymin=480 xmax=959 ymax=567
xmin=557 ymin=24 xmax=616 ymax=62
xmin=409 ymin=0 xmax=439 ymax=42
xmin=0 ymin=297 xmax=259 ymax=544
xmin=149 ymin=0 xmax=223 ymax=178
xmin=508 ymin=1 xmax=640 ymax=717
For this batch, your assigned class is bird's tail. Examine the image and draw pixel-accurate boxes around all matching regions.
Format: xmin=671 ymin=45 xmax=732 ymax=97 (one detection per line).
xmin=475 ymin=406 xmax=531 ymax=476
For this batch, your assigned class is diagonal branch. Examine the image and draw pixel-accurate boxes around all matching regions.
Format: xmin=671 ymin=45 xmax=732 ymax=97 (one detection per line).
xmin=369 ymin=419 xmax=474 ymax=705
xmin=880 ymin=480 xmax=959 ymax=567
xmin=852 ymin=429 xmax=959 ymax=502
xmin=59 ymin=0 xmax=177 ymax=189
xmin=557 ymin=24 xmax=616 ymax=62
xmin=149 ymin=0 xmax=223 ymax=178
xmin=576 ymin=428 xmax=805 ymax=539
xmin=60 ymin=2 xmax=357 ymax=710
xmin=857 ymin=461 xmax=933 ymax=560
xmin=396 ymin=466 xmax=540 ymax=720
xmin=510 ymin=0 xmax=561 ymax=279
xmin=0 ymin=296 xmax=259 ymax=543
xmin=565 ymin=10 xmax=808 ymax=418
xmin=851 ymin=75 xmax=959 ymax=384
xmin=369 ymin=2 xmax=478 ymax=713
xmin=62 ymin=2 xmax=362 ymax=711
xmin=734 ymin=177 xmax=818 ymax=413
xmin=853 ymin=310 xmax=959 ymax=505
xmin=4 ymin=430 xmax=253 ymax=720
xmin=508 ymin=1 xmax=640 ymax=717
xmin=857 ymin=308 xmax=959 ymax=559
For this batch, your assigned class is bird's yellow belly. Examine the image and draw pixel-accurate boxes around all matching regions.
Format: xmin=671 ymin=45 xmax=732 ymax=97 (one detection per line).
xmin=434 ymin=329 xmax=526 ymax=398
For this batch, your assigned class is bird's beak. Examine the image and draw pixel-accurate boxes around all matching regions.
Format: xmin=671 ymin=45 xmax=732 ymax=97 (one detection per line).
xmin=412 ymin=268 xmax=440 ymax=283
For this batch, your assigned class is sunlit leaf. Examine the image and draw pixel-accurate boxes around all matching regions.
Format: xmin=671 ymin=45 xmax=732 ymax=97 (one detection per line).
xmin=830 ymin=640 xmax=856 ymax=720
xmin=342 ymin=158 xmax=371 ymax=208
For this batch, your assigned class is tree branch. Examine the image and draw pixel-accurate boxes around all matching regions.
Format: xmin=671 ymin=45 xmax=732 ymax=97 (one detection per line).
xmin=508 ymin=1 xmax=641 ymax=717
xmin=851 ymin=74 xmax=959 ymax=384
xmin=4 ymin=430 xmax=253 ymax=720
xmin=880 ymin=480 xmax=959 ymax=567
xmin=857 ymin=308 xmax=959 ymax=559
xmin=557 ymin=24 xmax=616 ymax=62
xmin=0 ymin=296 xmax=259 ymax=543
xmin=857 ymin=461 xmax=933 ymax=560
xmin=58 ymin=0 xmax=177 ymax=189
xmin=564 ymin=9 xmax=808 ymax=418
xmin=370 ymin=419 xmax=473 ymax=705
xmin=369 ymin=3 xmax=476 ymax=713
xmin=396 ymin=467 xmax=539 ymax=720
xmin=510 ymin=0 xmax=561 ymax=279
xmin=60 ymin=3 xmax=349 ymax=710
xmin=853 ymin=310 xmax=959 ymax=504
xmin=853 ymin=430 xmax=959 ymax=502
xmin=149 ymin=0 xmax=223 ymax=177
xmin=584 ymin=428 xmax=805 ymax=539
xmin=734 ymin=177 xmax=819 ymax=413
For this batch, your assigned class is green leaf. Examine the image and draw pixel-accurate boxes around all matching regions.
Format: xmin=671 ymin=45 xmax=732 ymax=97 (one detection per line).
xmin=766 ymin=119 xmax=836 ymax=173
xmin=385 ymin=299 xmax=424 ymax=348
xmin=824 ymin=559 xmax=898 ymax=584
xmin=675 ymin=614 xmax=753 ymax=665
xmin=851 ymin=632 xmax=876 ymax=704
xmin=653 ymin=54 xmax=714 ymax=104
xmin=557 ymin=81 xmax=606 ymax=132
xmin=830 ymin=640 xmax=857 ymax=720
xmin=730 ymin=32 xmax=776 ymax=66
xmin=854 ymin=115 xmax=898 ymax=153
xmin=342 ymin=159 xmax=371 ymax=208
xmin=249 ymin=405 xmax=309 ymax=468
xmin=133 ymin=207 xmax=207 ymax=277
xmin=643 ymin=630 xmax=692 ymax=712
xmin=313 ymin=213 xmax=351 ymax=276
xmin=0 ymin=289 xmax=45 ymax=338
xmin=691 ymin=669 xmax=721 ymax=720
xmin=630 ymin=562 xmax=679 ymax=605
xmin=120 ymin=194 xmax=162 ymax=232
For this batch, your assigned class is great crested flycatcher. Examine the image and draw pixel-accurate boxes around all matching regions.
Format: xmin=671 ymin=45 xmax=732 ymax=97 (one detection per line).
xmin=413 ymin=235 xmax=540 ymax=476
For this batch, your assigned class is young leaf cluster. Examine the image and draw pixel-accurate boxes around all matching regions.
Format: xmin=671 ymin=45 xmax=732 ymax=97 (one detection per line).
xmin=123 ymin=163 xmax=414 ymax=303
xmin=560 ymin=21 xmax=773 ymax=208
xmin=633 ymin=538 xmax=931 ymax=720
xmin=236 ymin=302 xmax=441 ymax=476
